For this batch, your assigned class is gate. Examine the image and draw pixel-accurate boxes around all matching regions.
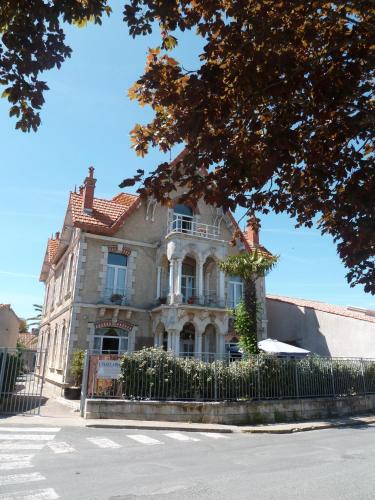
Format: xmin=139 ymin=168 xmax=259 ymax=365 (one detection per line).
xmin=0 ymin=347 xmax=47 ymax=415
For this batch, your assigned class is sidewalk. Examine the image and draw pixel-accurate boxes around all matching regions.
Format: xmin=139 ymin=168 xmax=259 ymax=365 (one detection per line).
xmin=0 ymin=394 xmax=374 ymax=433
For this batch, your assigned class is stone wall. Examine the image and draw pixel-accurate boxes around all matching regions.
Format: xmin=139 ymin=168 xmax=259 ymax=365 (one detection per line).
xmin=84 ymin=395 xmax=375 ymax=424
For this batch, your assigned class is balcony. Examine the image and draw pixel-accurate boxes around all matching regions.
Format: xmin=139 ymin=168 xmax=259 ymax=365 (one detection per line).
xmin=167 ymin=214 xmax=221 ymax=241
xmin=101 ymin=289 xmax=129 ymax=306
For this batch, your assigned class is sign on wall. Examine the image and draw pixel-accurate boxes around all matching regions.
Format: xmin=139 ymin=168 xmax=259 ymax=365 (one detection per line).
xmin=97 ymin=360 xmax=121 ymax=379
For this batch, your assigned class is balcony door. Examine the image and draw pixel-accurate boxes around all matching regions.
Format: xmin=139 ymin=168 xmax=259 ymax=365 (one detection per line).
xmin=181 ymin=261 xmax=196 ymax=303
xmin=173 ymin=204 xmax=193 ymax=233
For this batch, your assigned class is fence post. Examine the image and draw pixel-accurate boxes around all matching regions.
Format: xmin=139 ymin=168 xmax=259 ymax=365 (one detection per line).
xmin=360 ymin=358 xmax=367 ymax=395
xmin=0 ymin=348 xmax=8 ymax=395
xmin=294 ymin=360 xmax=299 ymax=398
xmin=257 ymin=355 xmax=261 ymax=400
xmin=330 ymin=359 xmax=336 ymax=398
xmin=214 ymin=360 xmax=218 ymax=401
xmin=80 ymin=350 xmax=90 ymax=417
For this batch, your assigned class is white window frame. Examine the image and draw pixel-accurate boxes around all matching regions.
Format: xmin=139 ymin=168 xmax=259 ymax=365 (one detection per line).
xmin=105 ymin=253 xmax=128 ymax=300
xmin=228 ymin=277 xmax=244 ymax=309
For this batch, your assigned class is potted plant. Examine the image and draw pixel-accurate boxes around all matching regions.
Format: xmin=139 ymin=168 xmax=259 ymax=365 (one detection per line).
xmin=110 ymin=293 xmax=123 ymax=305
xmin=64 ymin=349 xmax=84 ymax=400
xmin=187 ymin=296 xmax=196 ymax=305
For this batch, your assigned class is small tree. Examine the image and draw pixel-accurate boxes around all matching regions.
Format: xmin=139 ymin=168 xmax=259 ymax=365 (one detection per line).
xmin=26 ymin=304 xmax=43 ymax=330
xmin=18 ymin=319 xmax=28 ymax=333
xmin=219 ymin=249 xmax=278 ymax=355
xmin=70 ymin=350 xmax=85 ymax=387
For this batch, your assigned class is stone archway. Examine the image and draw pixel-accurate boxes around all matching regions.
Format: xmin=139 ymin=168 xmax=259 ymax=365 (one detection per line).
xmin=179 ymin=322 xmax=195 ymax=357
xmin=202 ymin=324 xmax=217 ymax=361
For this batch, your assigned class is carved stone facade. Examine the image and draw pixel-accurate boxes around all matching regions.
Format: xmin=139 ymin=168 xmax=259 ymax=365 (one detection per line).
xmin=38 ymin=165 xmax=271 ymax=392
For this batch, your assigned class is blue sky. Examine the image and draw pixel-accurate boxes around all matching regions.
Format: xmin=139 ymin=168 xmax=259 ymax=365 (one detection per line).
xmin=0 ymin=4 xmax=373 ymax=320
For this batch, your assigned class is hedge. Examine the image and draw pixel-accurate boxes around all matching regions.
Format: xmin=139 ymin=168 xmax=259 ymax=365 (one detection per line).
xmin=119 ymin=348 xmax=375 ymax=401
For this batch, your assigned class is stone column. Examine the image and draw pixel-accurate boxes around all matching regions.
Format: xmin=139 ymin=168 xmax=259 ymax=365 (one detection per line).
xmin=168 ymin=259 xmax=174 ymax=303
xmin=218 ymin=270 xmax=225 ymax=306
xmin=156 ymin=266 xmax=162 ymax=299
xmin=195 ymin=333 xmax=202 ymax=360
xmin=175 ymin=258 xmax=183 ymax=303
xmin=216 ymin=333 xmax=225 ymax=359
xmin=197 ymin=260 xmax=204 ymax=304
xmin=174 ymin=330 xmax=180 ymax=356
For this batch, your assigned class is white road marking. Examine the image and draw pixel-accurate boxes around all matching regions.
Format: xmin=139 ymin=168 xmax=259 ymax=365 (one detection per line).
xmin=0 ymin=434 xmax=55 ymax=441
xmin=0 ymin=487 xmax=59 ymax=500
xmin=199 ymin=432 xmax=229 ymax=439
xmin=0 ymin=444 xmax=45 ymax=451
xmin=0 ymin=472 xmax=45 ymax=486
xmin=0 ymin=428 xmax=60 ymax=433
xmin=86 ymin=437 xmax=121 ymax=449
xmin=47 ymin=442 xmax=76 ymax=454
xmin=127 ymin=435 xmax=162 ymax=446
xmin=0 ymin=454 xmax=34 ymax=462
xmin=0 ymin=461 xmax=33 ymax=471
xmin=164 ymin=432 xmax=200 ymax=442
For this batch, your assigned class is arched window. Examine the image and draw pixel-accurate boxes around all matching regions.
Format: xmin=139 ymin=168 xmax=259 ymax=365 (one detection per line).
xmin=93 ymin=327 xmax=129 ymax=354
xmin=173 ymin=204 xmax=193 ymax=233
xmin=228 ymin=275 xmax=244 ymax=309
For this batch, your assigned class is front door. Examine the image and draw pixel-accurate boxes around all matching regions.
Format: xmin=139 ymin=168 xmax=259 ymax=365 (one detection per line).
xmin=180 ymin=338 xmax=194 ymax=357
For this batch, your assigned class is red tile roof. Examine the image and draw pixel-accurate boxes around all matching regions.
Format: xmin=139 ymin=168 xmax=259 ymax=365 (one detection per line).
xmin=18 ymin=333 xmax=39 ymax=348
xmin=68 ymin=192 xmax=140 ymax=236
xmin=267 ymin=295 xmax=375 ymax=324
xmin=0 ymin=304 xmax=10 ymax=311
xmin=47 ymin=238 xmax=59 ymax=263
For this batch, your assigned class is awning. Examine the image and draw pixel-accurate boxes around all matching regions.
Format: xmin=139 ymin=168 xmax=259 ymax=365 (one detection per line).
xmin=258 ymin=338 xmax=310 ymax=357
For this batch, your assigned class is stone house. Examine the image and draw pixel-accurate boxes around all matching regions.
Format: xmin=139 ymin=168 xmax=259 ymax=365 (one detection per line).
xmin=38 ymin=158 xmax=271 ymax=392
xmin=0 ymin=304 xmax=20 ymax=348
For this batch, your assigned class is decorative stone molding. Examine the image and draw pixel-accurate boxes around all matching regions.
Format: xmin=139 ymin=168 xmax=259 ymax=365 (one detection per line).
xmin=94 ymin=319 xmax=134 ymax=331
xmin=107 ymin=245 xmax=132 ymax=256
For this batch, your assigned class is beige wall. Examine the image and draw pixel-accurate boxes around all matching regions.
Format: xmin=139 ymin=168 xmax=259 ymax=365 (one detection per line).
xmin=267 ymin=298 xmax=375 ymax=358
xmin=0 ymin=307 xmax=19 ymax=348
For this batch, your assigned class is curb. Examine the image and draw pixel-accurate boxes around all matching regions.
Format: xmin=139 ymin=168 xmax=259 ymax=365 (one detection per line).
xmin=85 ymin=423 xmax=235 ymax=433
xmin=241 ymin=417 xmax=375 ymax=434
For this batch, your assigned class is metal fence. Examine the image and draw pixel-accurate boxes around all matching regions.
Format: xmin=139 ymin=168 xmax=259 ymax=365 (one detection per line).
xmin=83 ymin=350 xmax=375 ymax=403
xmin=0 ymin=347 xmax=46 ymax=415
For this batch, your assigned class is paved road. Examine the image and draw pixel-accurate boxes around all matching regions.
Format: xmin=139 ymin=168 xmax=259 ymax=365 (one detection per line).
xmin=0 ymin=424 xmax=374 ymax=499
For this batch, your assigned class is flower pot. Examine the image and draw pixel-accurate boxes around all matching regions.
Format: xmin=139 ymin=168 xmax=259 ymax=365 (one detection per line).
xmin=64 ymin=387 xmax=81 ymax=400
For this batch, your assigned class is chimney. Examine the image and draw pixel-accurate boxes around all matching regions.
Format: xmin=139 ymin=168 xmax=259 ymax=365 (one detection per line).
xmin=55 ymin=231 xmax=60 ymax=240
xmin=245 ymin=216 xmax=260 ymax=247
xmin=82 ymin=166 xmax=96 ymax=213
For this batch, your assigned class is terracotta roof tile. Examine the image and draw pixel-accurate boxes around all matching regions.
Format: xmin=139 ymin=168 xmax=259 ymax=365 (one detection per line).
xmin=69 ymin=192 xmax=139 ymax=235
xmin=267 ymin=295 xmax=375 ymax=324
xmin=47 ymin=238 xmax=59 ymax=263
xmin=18 ymin=333 xmax=39 ymax=348
xmin=0 ymin=304 xmax=10 ymax=311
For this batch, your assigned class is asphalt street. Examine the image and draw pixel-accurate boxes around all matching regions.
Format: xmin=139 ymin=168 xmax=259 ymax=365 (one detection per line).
xmin=0 ymin=424 xmax=374 ymax=500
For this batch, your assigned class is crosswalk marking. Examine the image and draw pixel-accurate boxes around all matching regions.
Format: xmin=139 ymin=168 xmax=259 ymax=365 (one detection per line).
xmin=0 ymin=461 xmax=33 ymax=471
xmin=0 ymin=428 xmax=60 ymax=433
xmin=0 ymin=435 xmax=55 ymax=441
xmin=47 ymin=442 xmax=76 ymax=454
xmin=0 ymin=472 xmax=45 ymax=486
xmin=164 ymin=432 xmax=200 ymax=442
xmin=86 ymin=437 xmax=121 ymax=449
xmin=0 ymin=454 xmax=34 ymax=462
xmin=127 ymin=435 xmax=162 ymax=446
xmin=0 ymin=487 xmax=59 ymax=500
xmin=199 ymin=432 xmax=229 ymax=439
xmin=0 ymin=444 xmax=45 ymax=451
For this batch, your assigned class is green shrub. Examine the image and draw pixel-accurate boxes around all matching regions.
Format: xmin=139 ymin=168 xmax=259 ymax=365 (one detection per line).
xmin=119 ymin=348 xmax=375 ymax=401
xmin=70 ymin=350 xmax=85 ymax=387
xmin=0 ymin=352 xmax=23 ymax=396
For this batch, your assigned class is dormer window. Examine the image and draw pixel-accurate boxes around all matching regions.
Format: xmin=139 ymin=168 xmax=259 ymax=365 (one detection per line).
xmin=105 ymin=252 xmax=127 ymax=302
xmin=173 ymin=204 xmax=193 ymax=232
